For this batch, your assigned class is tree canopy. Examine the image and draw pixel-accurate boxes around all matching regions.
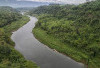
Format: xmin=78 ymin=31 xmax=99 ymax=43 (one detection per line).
xmin=29 ymin=0 xmax=100 ymax=68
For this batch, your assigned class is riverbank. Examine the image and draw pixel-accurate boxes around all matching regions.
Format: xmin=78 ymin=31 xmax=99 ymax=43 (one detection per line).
xmin=33 ymin=27 xmax=99 ymax=68
xmin=12 ymin=16 xmax=85 ymax=68
xmin=3 ymin=16 xmax=29 ymax=34
xmin=0 ymin=16 xmax=39 ymax=68
xmin=33 ymin=28 xmax=87 ymax=61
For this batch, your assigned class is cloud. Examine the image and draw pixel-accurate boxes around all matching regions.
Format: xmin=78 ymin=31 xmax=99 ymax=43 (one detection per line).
xmin=17 ymin=0 xmax=87 ymax=4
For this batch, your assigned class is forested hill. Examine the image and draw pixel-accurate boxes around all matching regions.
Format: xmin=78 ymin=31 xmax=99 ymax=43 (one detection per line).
xmin=29 ymin=0 xmax=100 ymax=19
xmin=0 ymin=6 xmax=17 ymax=12
xmin=29 ymin=0 xmax=100 ymax=68
xmin=0 ymin=6 xmax=22 ymax=27
xmin=0 ymin=7 xmax=38 ymax=68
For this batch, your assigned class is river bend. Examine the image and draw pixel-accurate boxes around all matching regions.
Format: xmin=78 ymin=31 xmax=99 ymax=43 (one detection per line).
xmin=11 ymin=16 xmax=84 ymax=68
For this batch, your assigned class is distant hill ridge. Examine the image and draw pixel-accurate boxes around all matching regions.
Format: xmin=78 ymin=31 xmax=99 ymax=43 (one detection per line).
xmin=0 ymin=0 xmax=50 ymax=8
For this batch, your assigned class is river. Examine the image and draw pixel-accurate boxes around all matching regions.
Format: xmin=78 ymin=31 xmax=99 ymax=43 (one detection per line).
xmin=11 ymin=16 xmax=84 ymax=68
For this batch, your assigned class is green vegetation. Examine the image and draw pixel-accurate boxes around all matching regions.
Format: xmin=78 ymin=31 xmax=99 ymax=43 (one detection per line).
xmin=3 ymin=16 xmax=29 ymax=34
xmin=0 ymin=6 xmax=39 ymax=68
xmin=0 ymin=6 xmax=22 ymax=27
xmin=16 ymin=7 xmax=34 ymax=12
xmin=29 ymin=0 xmax=100 ymax=68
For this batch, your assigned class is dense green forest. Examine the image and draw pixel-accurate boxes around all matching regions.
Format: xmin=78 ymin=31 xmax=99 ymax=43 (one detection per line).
xmin=16 ymin=7 xmax=34 ymax=12
xmin=0 ymin=6 xmax=22 ymax=27
xmin=0 ymin=6 xmax=38 ymax=68
xmin=29 ymin=0 xmax=100 ymax=68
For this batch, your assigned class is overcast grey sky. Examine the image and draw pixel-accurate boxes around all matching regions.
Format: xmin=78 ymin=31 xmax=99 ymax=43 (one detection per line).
xmin=17 ymin=0 xmax=87 ymax=4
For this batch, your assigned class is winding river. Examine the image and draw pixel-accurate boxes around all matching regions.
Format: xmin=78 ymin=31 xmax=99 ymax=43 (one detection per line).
xmin=11 ymin=16 xmax=84 ymax=68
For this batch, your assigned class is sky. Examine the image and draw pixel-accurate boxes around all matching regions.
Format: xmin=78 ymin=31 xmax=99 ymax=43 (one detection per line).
xmin=17 ymin=0 xmax=87 ymax=4
xmin=0 ymin=0 xmax=50 ymax=7
xmin=0 ymin=0 xmax=93 ymax=8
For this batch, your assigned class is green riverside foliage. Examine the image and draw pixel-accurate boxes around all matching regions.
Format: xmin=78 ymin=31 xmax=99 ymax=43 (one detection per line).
xmin=0 ymin=6 xmax=39 ymax=68
xmin=30 ymin=0 xmax=100 ymax=68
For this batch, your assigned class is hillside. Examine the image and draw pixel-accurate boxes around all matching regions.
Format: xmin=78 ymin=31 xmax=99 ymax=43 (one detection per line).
xmin=29 ymin=0 xmax=100 ymax=68
xmin=0 ymin=6 xmax=21 ymax=27
xmin=0 ymin=0 xmax=49 ymax=8
xmin=0 ymin=6 xmax=39 ymax=68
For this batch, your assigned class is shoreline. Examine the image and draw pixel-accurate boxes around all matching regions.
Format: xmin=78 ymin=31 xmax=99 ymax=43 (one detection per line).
xmin=33 ymin=27 xmax=85 ymax=67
